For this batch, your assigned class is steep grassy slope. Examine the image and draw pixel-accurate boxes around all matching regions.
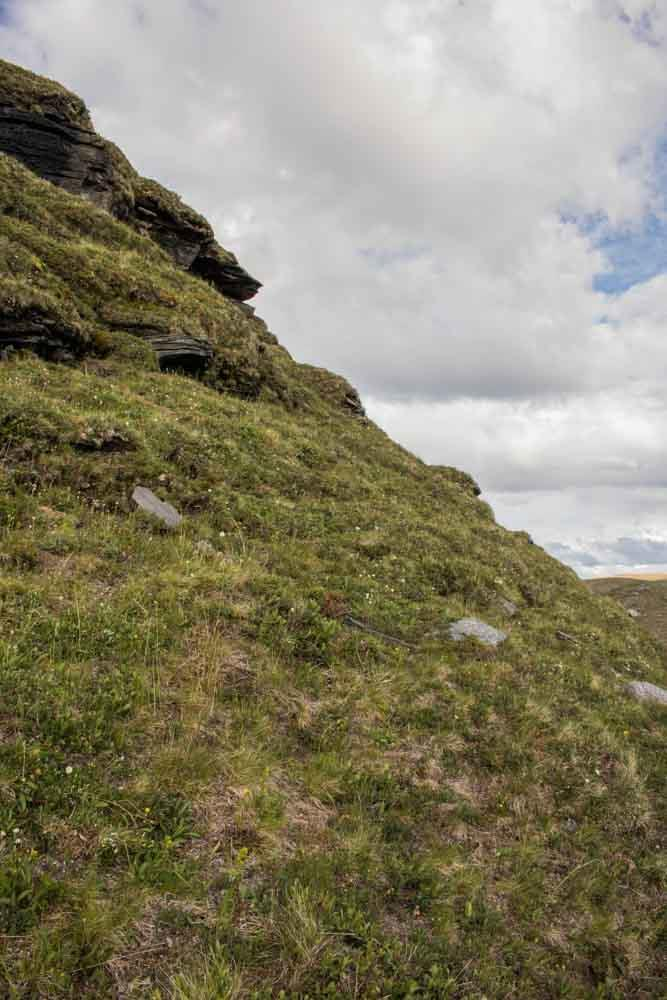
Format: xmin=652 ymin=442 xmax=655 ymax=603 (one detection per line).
xmin=0 ymin=68 xmax=666 ymax=1000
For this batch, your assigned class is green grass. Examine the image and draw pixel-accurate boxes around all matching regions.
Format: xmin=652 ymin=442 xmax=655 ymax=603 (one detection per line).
xmin=0 ymin=71 xmax=666 ymax=998
xmin=1 ymin=352 xmax=665 ymax=998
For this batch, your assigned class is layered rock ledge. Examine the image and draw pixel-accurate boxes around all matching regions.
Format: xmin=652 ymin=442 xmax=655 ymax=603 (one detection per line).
xmin=0 ymin=60 xmax=261 ymax=302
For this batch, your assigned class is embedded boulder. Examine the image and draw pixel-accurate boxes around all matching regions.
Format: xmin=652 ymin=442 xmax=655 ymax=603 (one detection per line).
xmin=299 ymin=365 xmax=367 ymax=417
xmin=448 ymin=618 xmax=507 ymax=647
xmin=626 ymin=681 xmax=667 ymax=706
xmin=132 ymin=486 xmax=182 ymax=529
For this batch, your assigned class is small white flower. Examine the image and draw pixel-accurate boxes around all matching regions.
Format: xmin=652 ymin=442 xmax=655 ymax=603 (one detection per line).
xmin=12 ymin=828 xmax=19 ymax=835
xmin=65 ymin=766 xmax=73 ymax=775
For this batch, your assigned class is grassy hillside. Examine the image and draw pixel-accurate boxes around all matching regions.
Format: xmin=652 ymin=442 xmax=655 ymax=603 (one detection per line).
xmin=0 ymin=70 xmax=666 ymax=1000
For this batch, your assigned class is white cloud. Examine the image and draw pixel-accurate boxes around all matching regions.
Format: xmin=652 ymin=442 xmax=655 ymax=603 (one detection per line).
xmin=2 ymin=0 xmax=667 ymax=575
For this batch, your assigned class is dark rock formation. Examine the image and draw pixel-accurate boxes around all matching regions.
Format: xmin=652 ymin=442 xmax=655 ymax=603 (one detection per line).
xmin=0 ymin=108 xmax=124 ymax=214
xmin=101 ymin=315 xmax=213 ymax=373
xmin=147 ymin=333 xmax=214 ymax=373
xmin=0 ymin=306 xmax=84 ymax=362
xmin=190 ymin=240 xmax=262 ymax=301
xmin=0 ymin=59 xmax=261 ymax=301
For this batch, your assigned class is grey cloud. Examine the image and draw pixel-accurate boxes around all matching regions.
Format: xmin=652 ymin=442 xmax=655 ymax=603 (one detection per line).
xmin=545 ymin=536 xmax=667 ymax=576
xmin=545 ymin=543 xmax=602 ymax=567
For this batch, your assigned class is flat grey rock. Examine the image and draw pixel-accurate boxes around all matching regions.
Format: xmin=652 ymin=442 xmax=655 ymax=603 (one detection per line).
xmin=626 ymin=681 xmax=667 ymax=706
xmin=132 ymin=486 xmax=182 ymax=529
xmin=448 ymin=617 xmax=507 ymax=647
xmin=627 ymin=609 xmax=640 ymax=618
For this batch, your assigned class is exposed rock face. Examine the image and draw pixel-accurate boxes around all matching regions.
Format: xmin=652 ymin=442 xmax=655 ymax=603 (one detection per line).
xmin=0 ymin=292 xmax=86 ymax=362
xmin=101 ymin=312 xmax=214 ymax=373
xmin=0 ymin=59 xmax=364 ymax=419
xmin=0 ymin=108 xmax=132 ymax=218
xmin=190 ymin=239 xmax=262 ymax=301
xmin=0 ymin=310 xmax=80 ymax=361
xmin=0 ymin=59 xmax=261 ymax=302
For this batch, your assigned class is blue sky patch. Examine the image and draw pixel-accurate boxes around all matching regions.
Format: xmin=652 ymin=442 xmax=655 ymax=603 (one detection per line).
xmin=593 ymin=214 xmax=667 ymax=294
xmin=0 ymin=1 xmax=13 ymax=24
xmin=584 ymin=131 xmax=667 ymax=296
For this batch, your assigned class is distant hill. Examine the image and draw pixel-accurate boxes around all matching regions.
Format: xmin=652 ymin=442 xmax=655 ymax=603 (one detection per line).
xmin=587 ymin=576 xmax=667 ymax=647
xmin=0 ymin=58 xmax=665 ymax=998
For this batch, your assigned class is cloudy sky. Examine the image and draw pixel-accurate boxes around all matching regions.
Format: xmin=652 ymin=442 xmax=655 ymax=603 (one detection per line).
xmin=3 ymin=0 xmax=667 ymax=577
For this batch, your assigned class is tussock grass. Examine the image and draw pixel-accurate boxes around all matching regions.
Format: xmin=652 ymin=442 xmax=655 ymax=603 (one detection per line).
xmin=0 ymin=350 xmax=665 ymax=997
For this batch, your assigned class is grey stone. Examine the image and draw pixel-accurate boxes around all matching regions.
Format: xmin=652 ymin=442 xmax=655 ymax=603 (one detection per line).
xmin=448 ymin=617 xmax=507 ymax=647
xmin=626 ymin=681 xmax=667 ymax=706
xmin=627 ymin=608 xmax=640 ymax=618
xmin=132 ymin=486 xmax=182 ymax=529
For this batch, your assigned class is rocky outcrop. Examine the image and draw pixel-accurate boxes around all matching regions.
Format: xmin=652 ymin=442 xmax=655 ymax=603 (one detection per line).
xmin=101 ymin=313 xmax=214 ymax=373
xmin=190 ymin=239 xmax=262 ymax=301
xmin=0 ymin=59 xmax=365 ymax=420
xmin=0 ymin=108 xmax=133 ymax=218
xmin=0 ymin=59 xmax=261 ymax=302
xmin=0 ymin=307 xmax=83 ymax=362
xmin=0 ymin=280 xmax=88 ymax=362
